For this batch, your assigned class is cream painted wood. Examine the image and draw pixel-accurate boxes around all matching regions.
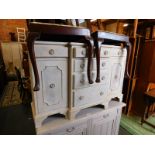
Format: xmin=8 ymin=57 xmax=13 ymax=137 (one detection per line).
xmin=30 ymin=41 xmax=127 ymax=132
xmin=109 ymin=57 xmax=126 ymax=93
xmin=73 ymin=70 xmax=110 ymax=89
xmin=73 ymin=46 xmax=87 ymax=58
xmin=36 ymin=101 xmax=125 ymax=135
xmin=100 ymin=45 xmax=127 ymax=57
xmin=73 ymin=84 xmax=109 ymax=107
xmin=34 ymin=43 xmax=68 ymax=58
xmin=35 ymin=58 xmax=68 ymax=114
xmin=74 ymin=58 xmax=110 ymax=72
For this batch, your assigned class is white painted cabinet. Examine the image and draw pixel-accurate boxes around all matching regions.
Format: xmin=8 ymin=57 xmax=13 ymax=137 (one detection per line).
xmin=30 ymin=41 xmax=127 ymax=133
xmin=36 ymin=101 xmax=125 ymax=135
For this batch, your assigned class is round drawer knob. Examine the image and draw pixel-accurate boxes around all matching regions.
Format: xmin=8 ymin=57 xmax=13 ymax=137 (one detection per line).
xmin=100 ymin=92 xmax=104 ymax=96
xmin=81 ymin=50 xmax=85 ymax=55
xmin=49 ymin=49 xmax=55 ymax=55
xmin=102 ymin=62 xmax=106 ymax=67
xmin=118 ymin=51 xmax=121 ymax=55
xmin=101 ymin=76 xmax=105 ymax=80
xmin=80 ymin=63 xmax=85 ymax=69
xmin=80 ymin=79 xmax=84 ymax=84
xmin=103 ymin=114 xmax=109 ymax=118
xmin=49 ymin=83 xmax=55 ymax=88
xmin=104 ymin=51 xmax=108 ymax=55
xmin=66 ymin=127 xmax=75 ymax=132
xmin=79 ymin=96 xmax=84 ymax=100
xmin=114 ymin=75 xmax=118 ymax=79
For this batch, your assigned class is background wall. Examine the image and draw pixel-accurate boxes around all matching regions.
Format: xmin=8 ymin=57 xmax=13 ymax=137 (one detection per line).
xmin=0 ymin=19 xmax=27 ymax=42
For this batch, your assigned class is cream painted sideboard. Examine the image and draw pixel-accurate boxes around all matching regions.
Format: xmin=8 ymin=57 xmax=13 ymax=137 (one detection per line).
xmin=30 ymin=41 xmax=127 ymax=134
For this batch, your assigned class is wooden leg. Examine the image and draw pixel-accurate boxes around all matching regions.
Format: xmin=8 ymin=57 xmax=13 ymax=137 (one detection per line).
xmin=27 ymin=32 xmax=40 ymax=91
xmin=84 ymin=37 xmax=94 ymax=84
xmin=95 ymin=39 xmax=104 ymax=83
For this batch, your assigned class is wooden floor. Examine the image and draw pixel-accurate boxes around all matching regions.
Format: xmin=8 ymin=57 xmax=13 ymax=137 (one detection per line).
xmin=0 ymin=81 xmax=21 ymax=107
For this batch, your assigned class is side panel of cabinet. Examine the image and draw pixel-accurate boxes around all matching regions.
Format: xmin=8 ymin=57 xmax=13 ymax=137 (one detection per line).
xmin=109 ymin=57 xmax=126 ymax=93
xmin=35 ymin=59 xmax=67 ymax=114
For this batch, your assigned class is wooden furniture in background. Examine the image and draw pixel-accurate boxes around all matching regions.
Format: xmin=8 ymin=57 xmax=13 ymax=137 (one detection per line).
xmin=131 ymin=40 xmax=155 ymax=116
xmin=141 ymin=83 xmax=155 ymax=128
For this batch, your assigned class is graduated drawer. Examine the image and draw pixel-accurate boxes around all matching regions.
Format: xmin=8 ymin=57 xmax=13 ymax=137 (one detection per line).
xmin=110 ymin=48 xmax=127 ymax=57
xmin=73 ymin=70 xmax=110 ymax=89
xmin=74 ymin=58 xmax=110 ymax=72
xmin=45 ymin=122 xmax=87 ymax=135
xmin=73 ymin=46 xmax=87 ymax=58
xmin=73 ymin=84 xmax=109 ymax=107
xmin=100 ymin=46 xmax=127 ymax=57
xmin=92 ymin=108 xmax=117 ymax=123
xmin=34 ymin=44 xmax=68 ymax=58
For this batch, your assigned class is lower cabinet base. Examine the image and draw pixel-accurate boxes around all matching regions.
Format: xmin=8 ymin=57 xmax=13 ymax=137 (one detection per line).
xmin=36 ymin=101 xmax=125 ymax=135
xmin=31 ymin=102 xmax=68 ymax=128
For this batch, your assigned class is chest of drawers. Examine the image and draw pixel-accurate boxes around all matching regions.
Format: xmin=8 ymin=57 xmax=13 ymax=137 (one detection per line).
xmin=30 ymin=41 xmax=127 ymax=131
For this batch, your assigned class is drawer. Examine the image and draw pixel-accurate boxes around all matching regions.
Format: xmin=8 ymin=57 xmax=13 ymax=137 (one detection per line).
xmin=100 ymin=46 xmax=127 ymax=57
xmin=73 ymin=46 xmax=87 ymax=58
xmin=34 ymin=44 xmax=68 ymax=57
xmin=92 ymin=108 xmax=117 ymax=123
xmin=74 ymin=58 xmax=110 ymax=72
xmin=110 ymin=48 xmax=127 ymax=57
xmin=46 ymin=122 xmax=88 ymax=135
xmin=100 ymin=47 xmax=111 ymax=57
xmin=73 ymin=84 xmax=109 ymax=107
xmin=73 ymin=70 xmax=110 ymax=89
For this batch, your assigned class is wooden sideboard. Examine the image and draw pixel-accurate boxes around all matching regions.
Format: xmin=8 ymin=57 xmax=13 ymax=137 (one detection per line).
xmin=29 ymin=41 xmax=126 ymax=134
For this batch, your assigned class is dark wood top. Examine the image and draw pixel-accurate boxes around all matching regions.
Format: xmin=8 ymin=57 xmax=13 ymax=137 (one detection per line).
xmin=92 ymin=31 xmax=129 ymax=43
xmin=28 ymin=22 xmax=90 ymax=37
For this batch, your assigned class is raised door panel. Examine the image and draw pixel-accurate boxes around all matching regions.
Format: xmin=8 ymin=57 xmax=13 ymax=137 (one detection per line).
xmin=42 ymin=66 xmax=62 ymax=106
xmin=110 ymin=57 xmax=126 ymax=92
xmin=91 ymin=119 xmax=115 ymax=135
xmin=36 ymin=59 xmax=67 ymax=114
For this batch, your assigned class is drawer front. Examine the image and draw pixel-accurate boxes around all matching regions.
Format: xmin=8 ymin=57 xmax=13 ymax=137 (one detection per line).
xmin=74 ymin=58 xmax=110 ymax=72
xmin=73 ymin=84 xmax=109 ymax=107
xmin=73 ymin=47 xmax=87 ymax=58
xmin=34 ymin=44 xmax=68 ymax=57
xmin=110 ymin=48 xmax=127 ymax=57
xmin=100 ymin=46 xmax=127 ymax=57
xmin=46 ymin=122 xmax=87 ymax=135
xmin=73 ymin=70 xmax=110 ymax=89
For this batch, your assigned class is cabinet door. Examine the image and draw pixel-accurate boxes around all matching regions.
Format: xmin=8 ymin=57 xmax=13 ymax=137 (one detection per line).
xmin=91 ymin=119 xmax=115 ymax=135
xmin=36 ymin=59 xmax=67 ymax=114
xmin=90 ymin=110 xmax=117 ymax=135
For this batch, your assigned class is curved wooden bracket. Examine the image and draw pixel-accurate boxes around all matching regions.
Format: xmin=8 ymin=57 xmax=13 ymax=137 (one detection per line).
xmin=27 ymin=32 xmax=40 ymax=91
xmin=94 ymin=39 xmax=104 ymax=83
xmin=84 ymin=37 xmax=94 ymax=84
xmin=123 ymin=42 xmax=132 ymax=79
